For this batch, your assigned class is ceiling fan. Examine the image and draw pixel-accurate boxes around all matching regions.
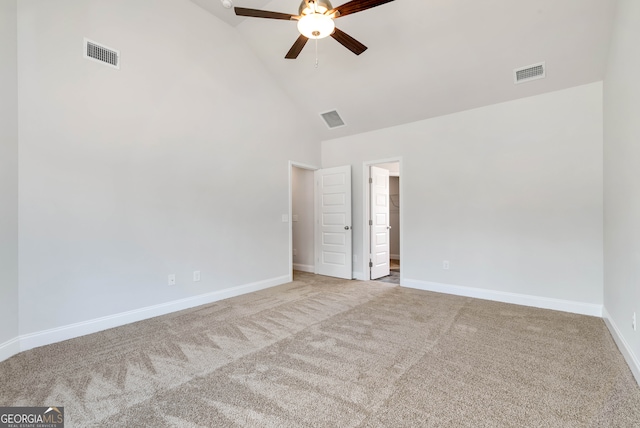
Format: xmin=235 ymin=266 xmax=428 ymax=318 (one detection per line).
xmin=235 ymin=0 xmax=395 ymax=59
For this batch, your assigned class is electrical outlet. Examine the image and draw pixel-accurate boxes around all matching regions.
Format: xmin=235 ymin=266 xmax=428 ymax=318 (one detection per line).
xmin=168 ymin=274 xmax=176 ymax=286
xmin=281 ymin=214 xmax=289 ymax=222
xmin=193 ymin=271 xmax=201 ymax=282
xmin=443 ymin=260 xmax=450 ymax=270
xmin=633 ymin=312 xmax=637 ymax=331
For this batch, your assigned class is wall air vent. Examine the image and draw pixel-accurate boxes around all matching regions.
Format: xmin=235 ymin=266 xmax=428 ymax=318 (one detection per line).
xmin=84 ymin=38 xmax=120 ymax=69
xmin=320 ymin=110 xmax=345 ymax=129
xmin=514 ymin=62 xmax=545 ymax=84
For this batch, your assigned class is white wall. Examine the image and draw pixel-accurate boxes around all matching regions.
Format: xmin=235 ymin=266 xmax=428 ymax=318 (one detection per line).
xmin=16 ymin=0 xmax=320 ymax=338
xmin=323 ymin=83 xmax=603 ymax=313
xmin=603 ymin=0 xmax=640 ymax=382
xmin=291 ymin=166 xmax=314 ymax=271
xmin=0 ymin=0 xmax=19 ymax=354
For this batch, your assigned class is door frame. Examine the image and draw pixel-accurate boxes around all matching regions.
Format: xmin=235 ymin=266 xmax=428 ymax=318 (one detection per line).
xmin=363 ymin=157 xmax=403 ymax=281
xmin=288 ymin=161 xmax=319 ymax=282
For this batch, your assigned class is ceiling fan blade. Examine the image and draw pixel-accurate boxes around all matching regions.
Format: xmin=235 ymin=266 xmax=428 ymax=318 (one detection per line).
xmin=285 ymin=34 xmax=309 ymax=59
xmin=331 ymin=27 xmax=367 ymax=55
xmin=331 ymin=0 xmax=395 ymax=18
xmin=234 ymin=7 xmax=297 ymax=20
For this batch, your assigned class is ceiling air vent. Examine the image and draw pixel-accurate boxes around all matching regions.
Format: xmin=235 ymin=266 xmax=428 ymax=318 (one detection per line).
xmin=320 ymin=110 xmax=345 ymax=129
xmin=84 ymin=38 xmax=120 ymax=69
xmin=514 ymin=62 xmax=545 ymax=84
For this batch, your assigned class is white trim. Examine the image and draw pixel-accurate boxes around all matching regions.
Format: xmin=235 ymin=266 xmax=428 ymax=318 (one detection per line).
xmin=402 ymin=278 xmax=603 ymax=317
xmin=289 ymin=161 xmax=319 ymax=171
xmin=603 ymin=307 xmax=640 ymax=385
xmin=14 ymin=275 xmax=289 ymax=356
xmin=0 ymin=337 xmax=20 ymax=363
xmin=293 ymin=263 xmax=314 ymax=273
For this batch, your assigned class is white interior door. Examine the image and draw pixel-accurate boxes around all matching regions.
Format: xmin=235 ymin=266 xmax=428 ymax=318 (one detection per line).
xmin=370 ymin=166 xmax=390 ymax=279
xmin=315 ymin=165 xmax=352 ymax=279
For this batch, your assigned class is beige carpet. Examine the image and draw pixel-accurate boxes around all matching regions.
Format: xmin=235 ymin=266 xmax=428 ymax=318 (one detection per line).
xmin=1 ymin=272 xmax=639 ymax=427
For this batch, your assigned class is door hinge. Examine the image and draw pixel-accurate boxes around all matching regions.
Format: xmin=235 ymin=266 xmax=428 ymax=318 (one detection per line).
xmin=369 ymin=220 xmax=372 ymax=226
xmin=369 ymin=260 xmax=373 ymax=268
xmin=369 ymin=178 xmax=373 ymax=184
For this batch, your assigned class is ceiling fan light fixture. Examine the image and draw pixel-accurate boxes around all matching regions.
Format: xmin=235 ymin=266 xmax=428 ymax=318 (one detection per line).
xmin=236 ymin=0 xmax=394 ymax=59
xmin=297 ymin=13 xmax=335 ymax=39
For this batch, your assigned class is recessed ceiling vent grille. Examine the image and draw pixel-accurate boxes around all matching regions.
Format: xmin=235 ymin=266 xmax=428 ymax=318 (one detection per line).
xmin=320 ymin=110 xmax=345 ymax=129
xmin=84 ymin=38 xmax=120 ymax=69
xmin=514 ymin=62 xmax=545 ymax=84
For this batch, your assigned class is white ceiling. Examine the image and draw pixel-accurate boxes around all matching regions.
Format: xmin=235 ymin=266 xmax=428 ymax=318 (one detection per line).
xmin=190 ymin=0 xmax=617 ymax=141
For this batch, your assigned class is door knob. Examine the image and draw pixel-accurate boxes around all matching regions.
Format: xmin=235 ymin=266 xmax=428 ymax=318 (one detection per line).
xmin=387 ymin=226 xmax=392 ymax=230
xmin=344 ymin=226 xmax=350 ymax=230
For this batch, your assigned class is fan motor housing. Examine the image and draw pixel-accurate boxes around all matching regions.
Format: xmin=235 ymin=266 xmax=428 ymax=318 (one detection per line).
xmin=298 ymin=0 xmax=333 ymax=15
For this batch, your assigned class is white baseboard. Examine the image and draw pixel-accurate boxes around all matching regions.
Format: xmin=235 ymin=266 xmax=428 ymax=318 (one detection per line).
xmin=11 ymin=275 xmax=290 ymax=359
xmin=0 ymin=337 xmax=20 ymax=363
xmin=390 ymin=254 xmax=400 ymax=260
xmin=603 ymin=307 xmax=640 ymax=385
xmin=293 ymin=263 xmax=314 ymax=273
xmin=402 ymin=278 xmax=603 ymax=317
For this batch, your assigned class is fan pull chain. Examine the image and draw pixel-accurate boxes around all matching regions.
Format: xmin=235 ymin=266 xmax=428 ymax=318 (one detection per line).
xmin=315 ymin=37 xmax=319 ymax=68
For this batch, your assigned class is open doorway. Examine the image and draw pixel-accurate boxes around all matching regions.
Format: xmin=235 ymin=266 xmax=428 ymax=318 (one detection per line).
xmin=289 ymin=161 xmax=354 ymax=281
xmin=387 ymin=171 xmax=400 ymax=282
xmin=290 ymin=163 xmax=317 ymax=277
xmin=364 ymin=159 xmax=401 ymax=284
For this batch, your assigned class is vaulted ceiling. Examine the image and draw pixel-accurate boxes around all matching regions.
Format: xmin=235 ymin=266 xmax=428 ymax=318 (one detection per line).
xmin=190 ymin=0 xmax=617 ymax=140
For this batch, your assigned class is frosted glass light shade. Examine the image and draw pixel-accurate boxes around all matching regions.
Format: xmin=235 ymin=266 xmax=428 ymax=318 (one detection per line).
xmin=297 ymin=14 xmax=335 ymax=39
